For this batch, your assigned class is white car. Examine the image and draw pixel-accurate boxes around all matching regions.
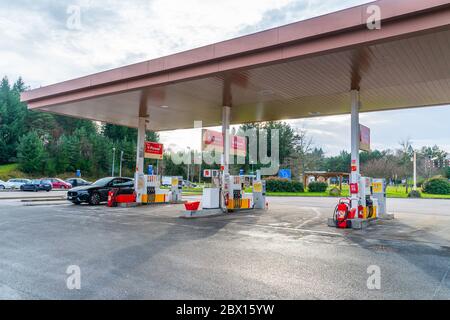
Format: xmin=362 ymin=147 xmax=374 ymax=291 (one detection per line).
xmin=0 ymin=180 xmax=6 ymax=190
xmin=5 ymin=178 xmax=31 ymax=190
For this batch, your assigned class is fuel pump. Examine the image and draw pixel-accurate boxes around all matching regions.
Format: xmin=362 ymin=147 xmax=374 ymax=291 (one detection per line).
xmin=227 ymin=176 xmax=243 ymax=210
xmin=141 ymin=175 xmax=169 ymax=204
xmin=201 ymin=170 xmax=221 ymax=210
xmin=359 ymin=177 xmax=377 ymax=219
xmin=170 ymin=176 xmax=183 ymax=203
xmin=253 ymin=170 xmax=266 ymax=209
xmin=372 ymin=178 xmax=387 ymax=216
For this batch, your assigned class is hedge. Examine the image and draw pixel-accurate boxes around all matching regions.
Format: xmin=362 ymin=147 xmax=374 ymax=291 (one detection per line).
xmin=265 ymin=178 xmax=304 ymax=193
xmin=308 ymin=181 xmax=328 ymax=192
xmin=422 ymin=177 xmax=450 ymax=195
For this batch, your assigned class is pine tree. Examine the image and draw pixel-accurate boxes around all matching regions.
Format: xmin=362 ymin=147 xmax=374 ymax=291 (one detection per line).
xmin=17 ymin=132 xmax=45 ymax=173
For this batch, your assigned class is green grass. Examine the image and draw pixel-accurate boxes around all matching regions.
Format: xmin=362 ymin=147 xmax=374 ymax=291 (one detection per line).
xmin=265 ymin=184 xmax=450 ymax=199
xmin=0 ymin=163 xmax=26 ymax=181
xmin=203 ymin=184 xmax=450 ymax=199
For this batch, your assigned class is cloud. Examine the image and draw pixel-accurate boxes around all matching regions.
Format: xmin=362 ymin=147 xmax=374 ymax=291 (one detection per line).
xmin=1 ymin=0 xmax=449 ymax=156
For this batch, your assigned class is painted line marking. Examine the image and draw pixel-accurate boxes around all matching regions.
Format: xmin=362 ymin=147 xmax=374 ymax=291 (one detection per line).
xmin=433 ymin=266 xmax=449 ymax=299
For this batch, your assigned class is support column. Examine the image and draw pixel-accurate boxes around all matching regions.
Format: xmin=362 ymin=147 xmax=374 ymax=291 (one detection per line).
xmin=222 ymin=106 xmax=231 ymax=175
xmin=221 ymin=106 xmax=231 ymax=211
xmin=136 ymin=117 xmax=146 ymax=174
xmin=135 ymin=117 xmax=146 ymax=203
xmin=350 ymin=90 xmax=360 ymax=210
xmin=413 ymin=150 xmax=417 ymax=191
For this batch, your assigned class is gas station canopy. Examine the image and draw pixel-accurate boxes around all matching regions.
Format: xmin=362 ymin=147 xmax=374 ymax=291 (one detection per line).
xmin=21 ymin=0 xmax=450 ymax=131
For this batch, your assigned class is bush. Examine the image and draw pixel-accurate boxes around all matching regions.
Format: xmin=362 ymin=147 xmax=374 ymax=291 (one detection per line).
xmin=265 ymin=177 xmax=304 ymax=193
xmin=408 ymin=190 xmax=422 ymax=198
xmin=329 ymin=187 xmax=341 ymax=197
xmin=308 ymin=181 xmax=328 ymax=192
xmin=422 ymin=177 xmax=450 ymax=195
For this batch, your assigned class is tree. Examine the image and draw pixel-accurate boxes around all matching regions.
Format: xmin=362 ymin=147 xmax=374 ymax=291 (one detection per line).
xmin=162 ymin=153 xmax=186 ymax=178
xmin=102 ymin=123 xmax=159 ymax=143
xmin=323 ymin=151 xmax=351 ymax=173
xmin=0 ymin=77 xmax=27 ymax=163
xmin=237 ymin=121 xmax=297 ymax=175
xmin=394 ymin=139 xmax=414 ymax=192
xmin=291 ymin=128 xmax=315 ymax=176
xmin=361 ymin=156 xmax=397 ymax=180
xmin=17 ymin=132 xmax=45 ymax=173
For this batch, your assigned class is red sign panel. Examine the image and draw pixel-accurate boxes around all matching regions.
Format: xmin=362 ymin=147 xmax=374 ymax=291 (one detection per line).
xmin=231 ymin=135 xmax=246 ymax=157
xmin=203 ymin=169 xmax=212 ymax=178
xmin=201 ymin=129 xmax=246 ymax=157
xmin=202 ymin=129 xmax=223 ymax=151
xmin=359 ymin=124 xmax=371 ymax=152
xmin=144 ymin=142 xmax=164 ymax=160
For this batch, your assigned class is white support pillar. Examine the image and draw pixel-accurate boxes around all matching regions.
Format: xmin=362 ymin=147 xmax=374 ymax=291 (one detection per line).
xmin=222 ymin=106 xmax=231 ymax=175
xmin=413 ymin=150 xmax=417 ymax=191
xmin=136 ymin=117 xmax=146 ymax=174
xmin=135 ymin=117 xmax=146 ymax=203
xmin=350 ymin=90 xmax=360 ymax=210
xmin=221 ymin=106 xmax=231 ymax=211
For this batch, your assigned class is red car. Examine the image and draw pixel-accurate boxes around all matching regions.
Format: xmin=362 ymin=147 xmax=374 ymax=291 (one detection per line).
xmin=45 ymin=178 xmax=72 ymax=189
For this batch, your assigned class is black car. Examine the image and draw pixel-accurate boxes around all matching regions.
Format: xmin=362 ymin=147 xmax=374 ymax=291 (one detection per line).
xmin=66 ymin=178 xmax=91 ymax=188
xmin=20 ymin=179 xmax=53 ymax=192
xmin=67 ymin=177 xmax=134 ymax=205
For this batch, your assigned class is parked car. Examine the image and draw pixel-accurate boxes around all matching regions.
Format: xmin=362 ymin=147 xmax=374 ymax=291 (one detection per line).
xmin=65 ymin=178 xmax=91 ymax=188
xmin=182 ymin=180 xmax=198 ymax=188
xmin=67 ymin=177 xmax=134 ymax=205
xmin=0 ymin=180 xmax=6 ymax=190
xmin=20 ymin=179 xmax=52 ymax=192
xmin=44 ymin=178 xmax=72 ymax=189
xmin=5 ymin=178 xmax=31 ymax=190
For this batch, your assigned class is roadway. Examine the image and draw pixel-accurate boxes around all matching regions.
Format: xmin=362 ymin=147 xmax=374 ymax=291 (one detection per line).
xmin=0 ymin=196 xmax=449 ymax=299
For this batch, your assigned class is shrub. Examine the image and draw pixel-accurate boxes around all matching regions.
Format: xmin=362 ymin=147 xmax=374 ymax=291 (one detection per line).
xmin=265 ymin=177 xmax=304 ymax=193
xmin=408 ymin=190 xmax=422 ymax=198
xmin=308 ymin=181 xmax=328 ymax=192
xmin=329 ymin=187 xmax=341 ymax=197
xmin=416 ymin=179 xmax=425 ymax=188
xmin=422 ymin=177 xmax=450 ymax=195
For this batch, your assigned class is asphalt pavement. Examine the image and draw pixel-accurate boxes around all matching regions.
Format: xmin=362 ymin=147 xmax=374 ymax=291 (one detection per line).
xmin=0 ymin=196 xmax=449 ymax=299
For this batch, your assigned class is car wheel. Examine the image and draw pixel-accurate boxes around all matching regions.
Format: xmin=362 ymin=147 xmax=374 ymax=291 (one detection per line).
xmin=0 ymin=185 xmax=5 ymax=190
xmin=89 ymin=192 xmax=101 ymax=205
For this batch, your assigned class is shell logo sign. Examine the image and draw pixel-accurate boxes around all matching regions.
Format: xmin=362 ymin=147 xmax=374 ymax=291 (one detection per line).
xmin=201 ymin=129 xmax=246 ymax=157
xmin=144 ymin=142 xmax=164 ymax=160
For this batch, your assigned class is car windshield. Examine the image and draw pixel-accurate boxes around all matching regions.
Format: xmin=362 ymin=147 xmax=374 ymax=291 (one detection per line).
xmin=31 ymin=180 xmax=40 ymax=184
xmin=92 ymin=178 xmax=113 ymax=187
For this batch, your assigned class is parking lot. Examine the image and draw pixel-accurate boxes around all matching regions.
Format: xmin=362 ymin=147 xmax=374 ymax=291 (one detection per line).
xmin=0 ymin=195 xmax=449 ymax=299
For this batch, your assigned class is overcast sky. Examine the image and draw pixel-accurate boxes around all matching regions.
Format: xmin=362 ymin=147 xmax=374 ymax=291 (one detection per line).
xmin=1 ymin=0 xmax=449 ymax=155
